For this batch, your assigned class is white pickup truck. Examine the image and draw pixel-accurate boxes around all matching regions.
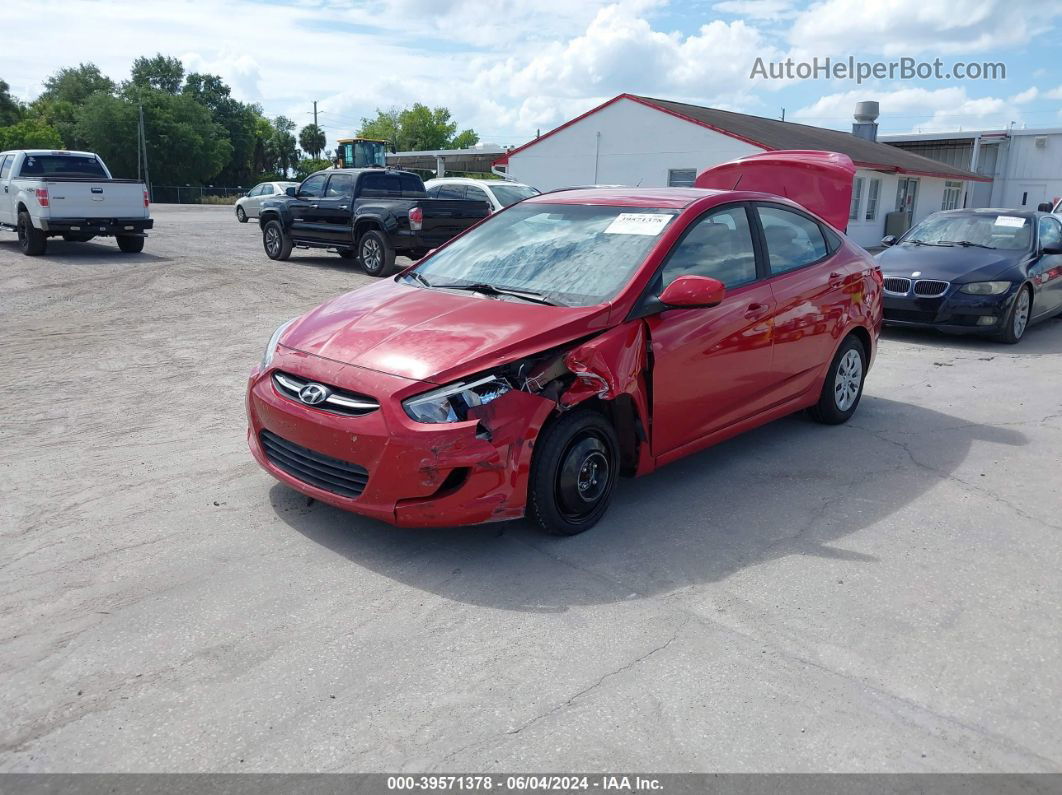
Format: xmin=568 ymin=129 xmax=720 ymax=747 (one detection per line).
xmin=0 ymin=149 xmax=153 ymax=255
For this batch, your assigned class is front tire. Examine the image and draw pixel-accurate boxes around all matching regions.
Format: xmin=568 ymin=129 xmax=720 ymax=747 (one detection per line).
xmin=17 ymin=211 xmax=47 ymax=256
xmin=116 ymin=235 xmax=144 ymax=254
xmin=358 ymin=229 xmax=394 ymax=276
xmin=236 ymin=206 xmax=248 ymax=223
xmin=996 ymin=285 xmax=1031 ymax=344
xmin=528 ymin=410 xmax=620 ymax=536
xmin=809 ymin=335 xmax=866 ymax=425
xmin=263 ymin=219 xmax=292 ymax=261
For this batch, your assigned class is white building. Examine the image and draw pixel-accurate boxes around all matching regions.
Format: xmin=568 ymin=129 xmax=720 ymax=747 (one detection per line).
xmin=881 ymin=127 xmax=1062 ymax=212
xmin=495 ymin=94 xmax=986 ymax=249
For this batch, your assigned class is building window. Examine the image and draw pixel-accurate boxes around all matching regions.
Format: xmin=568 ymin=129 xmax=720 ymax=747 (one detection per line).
xmin=668 ymin=168 xmax=697 ymax=187
xmin=865 ymin=178 xmax=881 ymax=221
xmin=942 ymin=181 xmax=963 ymax=211
xmin=849 ymin=176 xmax=865 ymax=221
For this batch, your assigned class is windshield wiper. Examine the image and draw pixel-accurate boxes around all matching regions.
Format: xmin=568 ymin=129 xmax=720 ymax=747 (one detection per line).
xmin=405 ymin=271 xmax=432 ymax=287
xmin=906 ymin=239 xmax=954 ymax=247
xmin=431 ymin=282 xmax=562 ymax=306
xmin=941 ymin=240 xmax=996 ymax=249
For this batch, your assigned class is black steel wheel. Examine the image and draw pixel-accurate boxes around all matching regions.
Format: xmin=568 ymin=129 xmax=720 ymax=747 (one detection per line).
xmin=528 ymin=409 xmax=619 ymax=535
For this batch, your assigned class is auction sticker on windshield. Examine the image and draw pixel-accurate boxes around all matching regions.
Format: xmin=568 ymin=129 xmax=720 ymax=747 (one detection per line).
xmin=994 ymin=215 xmax=1026 ymax=228
xmin=604 ymin=213 xmax=674 ymax=235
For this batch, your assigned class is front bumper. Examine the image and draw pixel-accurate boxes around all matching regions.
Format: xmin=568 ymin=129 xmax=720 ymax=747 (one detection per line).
xmin=882 ymin=283 xmax=1018 ymax=334
xmin=246 ymin=347 xmax=555 ymax=527
xmin=38 ymin=217 xmax=154 ymax=236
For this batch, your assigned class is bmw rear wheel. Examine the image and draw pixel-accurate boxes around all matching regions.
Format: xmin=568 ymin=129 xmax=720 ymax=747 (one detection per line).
xmin=809 ymin=335 xmax=866 ymax=425
xmin=528 ymin=409 xmax=619 ymax=535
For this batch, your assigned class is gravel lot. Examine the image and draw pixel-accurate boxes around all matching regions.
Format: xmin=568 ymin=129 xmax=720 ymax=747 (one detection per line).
xmin=2 ymin=204 xmax=1061 ymax=772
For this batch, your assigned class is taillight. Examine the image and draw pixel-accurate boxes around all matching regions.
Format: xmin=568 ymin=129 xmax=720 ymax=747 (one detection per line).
xmin=35 ymin=188 xmax=49 ymax=207
xmin=409 ymin=206 xmax=423 ymax=231
xmin=143 ymin=189 xmax=150 ymax=208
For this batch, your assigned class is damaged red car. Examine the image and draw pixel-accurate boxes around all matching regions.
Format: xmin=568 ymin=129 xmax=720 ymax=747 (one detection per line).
xmin=246 ymin=151 xmax=883 ymax=535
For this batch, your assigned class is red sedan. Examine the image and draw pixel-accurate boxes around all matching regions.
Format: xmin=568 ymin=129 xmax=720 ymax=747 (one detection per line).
xmin=247 ymin=151 xmax=883 ymax=535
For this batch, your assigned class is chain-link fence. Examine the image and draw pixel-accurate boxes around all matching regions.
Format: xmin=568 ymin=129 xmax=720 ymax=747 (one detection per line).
xmin=149 ymin=185 xmax=247 ymax=205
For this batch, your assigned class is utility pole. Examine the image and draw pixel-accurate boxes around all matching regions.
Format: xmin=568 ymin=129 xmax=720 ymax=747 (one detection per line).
xmin=307 ymin=101 xmax=325 ymax=158
xmin=781 ymin=108 xmax=785 ymax=121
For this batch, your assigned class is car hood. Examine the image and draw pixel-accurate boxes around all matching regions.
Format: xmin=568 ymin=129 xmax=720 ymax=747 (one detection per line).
xmin=875 ymin=243 xmax=1026 ymax=282
xmin=280 ymin=279 xmax=612 ymax=383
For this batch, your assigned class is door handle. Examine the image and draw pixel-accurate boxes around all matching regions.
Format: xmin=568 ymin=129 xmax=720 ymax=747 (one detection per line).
xmin=744 ymin=302 xmax=770 ymax=320
xmin=311 ymin=204 xmax=319 ymax=208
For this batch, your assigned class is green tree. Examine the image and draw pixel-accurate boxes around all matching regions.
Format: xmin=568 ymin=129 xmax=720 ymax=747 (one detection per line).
xmin=38 ymin=64 xmax=114 ymax=106
xmin=267 ymin=116 xmax=299 ymax=176
xmin=0 ymin=118 xmax=63 ymax=150
xmin=358 ymin=104 xmax=477 ymax=152
xmin=294 ymin=157 xmax=333 ymax=180
xmin=298 ymin=123 xmax=326 ymax=159
xmin=129 ymin=54 xmax=184 ymax=94
xmin=183 ymin=72 xmax=261 ymax=185
xmin=78 ymin=88 xmax=231 ymax=183
xmin=358 ymin=107 xmax=401 ymax=152
xmin=1 ymin=78 xmax=24 ymax=126
xmin=450 ymin=128 xmax=479 ymax=149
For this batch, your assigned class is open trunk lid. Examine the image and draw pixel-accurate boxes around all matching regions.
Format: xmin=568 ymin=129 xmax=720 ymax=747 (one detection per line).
xmin=695 ymin=150 xmax=856 ymax=232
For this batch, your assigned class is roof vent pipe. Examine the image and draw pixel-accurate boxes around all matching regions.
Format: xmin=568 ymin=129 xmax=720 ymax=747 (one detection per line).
xmin=852 ymin=101 xmax=879 ymax=142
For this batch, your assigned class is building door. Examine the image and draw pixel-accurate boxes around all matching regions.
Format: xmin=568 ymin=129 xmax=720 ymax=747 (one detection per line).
xmin=895 ymin=177 xmax=919 ymax=225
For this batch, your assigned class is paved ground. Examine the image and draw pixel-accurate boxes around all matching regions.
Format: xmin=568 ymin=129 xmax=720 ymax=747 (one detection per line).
xmin=2 ymin=205 xmax=1061 ymax=772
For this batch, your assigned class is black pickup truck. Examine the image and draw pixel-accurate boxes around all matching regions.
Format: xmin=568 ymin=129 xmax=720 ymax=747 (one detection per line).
xmin=258 ymin=168 xmax=490 ymax=275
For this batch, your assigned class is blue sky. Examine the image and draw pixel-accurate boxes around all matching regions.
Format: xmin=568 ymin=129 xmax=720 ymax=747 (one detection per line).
xmin=5 ymin=0 xmax=1062 ymax=150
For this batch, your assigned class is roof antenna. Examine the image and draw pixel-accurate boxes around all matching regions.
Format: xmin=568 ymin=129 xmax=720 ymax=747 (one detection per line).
xmin=732 ymin=175 xmax=743 ymax=189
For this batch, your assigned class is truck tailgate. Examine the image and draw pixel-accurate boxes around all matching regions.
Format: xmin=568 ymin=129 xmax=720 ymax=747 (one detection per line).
xmin=42 ymin=180 xmax=147 ymax=220
xmin=417 ymin=198 xmax=491 ymax=238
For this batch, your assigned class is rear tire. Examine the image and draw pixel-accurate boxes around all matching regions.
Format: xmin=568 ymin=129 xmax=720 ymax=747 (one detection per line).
xmin=263 ymin=219 xmax=292 ymax=261
xmin=528 ymin=409 xmax=620 ymax=536
xmin=358 ymin=229 xmax=395 ymax=276
xmin=995 ymin=285 xmax=1031 ymax=344
xmin=116 ymin=235 xmax=144 ymax=254
xmin=236 ymin=206 xmax=248 ymax=223
xmin=808 ymin=335 xmax=866 ymax=425
xmin=17 ymin=211 xmax=47 ymax=256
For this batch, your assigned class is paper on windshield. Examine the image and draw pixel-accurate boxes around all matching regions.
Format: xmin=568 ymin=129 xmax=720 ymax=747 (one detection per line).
xmin=604 ymin=213 xmax=673 ymax=235
xmin=994 ymin=215 xmax=1026 ymax=228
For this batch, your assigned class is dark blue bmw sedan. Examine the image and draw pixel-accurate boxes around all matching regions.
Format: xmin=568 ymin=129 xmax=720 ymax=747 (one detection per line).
xmin=876 ymin=209 xmax=1062 ymax=343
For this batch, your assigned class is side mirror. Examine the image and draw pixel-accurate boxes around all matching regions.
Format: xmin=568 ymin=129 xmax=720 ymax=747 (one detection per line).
xmin=1043 ymin=244 xmax=1062 ymax=255
xmin=285 ymin=186 xmax=297 ymax=197
xmin=881 ymin=235 xmax=897 ymax=247
xmin=659 ymin=275 xmax=726 ymax=309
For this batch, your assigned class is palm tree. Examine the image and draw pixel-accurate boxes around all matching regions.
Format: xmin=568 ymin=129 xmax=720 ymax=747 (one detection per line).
xmin=298 ymin=123 xmax=326 ymax=159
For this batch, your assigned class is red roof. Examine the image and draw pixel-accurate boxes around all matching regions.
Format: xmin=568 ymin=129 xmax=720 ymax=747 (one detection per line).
xmin=496 ymin=94 xmax=989 ymax=183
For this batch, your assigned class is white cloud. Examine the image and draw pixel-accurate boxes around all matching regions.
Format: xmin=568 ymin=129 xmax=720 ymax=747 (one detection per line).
xmin=787 ymin=0 xmax=1062 ymax=57
xmin=792 ymin=86 xmax=1028 ymax=133
xmin=712 ymin=0 xmax=797 ymax=20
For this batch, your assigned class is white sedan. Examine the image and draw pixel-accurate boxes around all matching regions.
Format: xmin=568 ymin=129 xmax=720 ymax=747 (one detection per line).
xmin=235 ymin=181 xmax=299 ymax=223
xmin=424 ymin=177 xmax=539 ymax=213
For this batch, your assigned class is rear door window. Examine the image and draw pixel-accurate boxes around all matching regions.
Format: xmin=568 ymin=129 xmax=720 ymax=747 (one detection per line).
xmin=0 ymin=156 xmax=11 ymax=179
xmin=434 ymin=184 xmax=466 ymax=200
xmin=360 ymin=172 xmax=400 ymax=197
xmin=326 ymin=173 xmax=354 ymax=197
xmin=756 ymin=205 xmax=829 ymax=274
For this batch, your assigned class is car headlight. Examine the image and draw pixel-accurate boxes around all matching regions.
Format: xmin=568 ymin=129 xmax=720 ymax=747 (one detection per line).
xmin=959 ymin=281 xmax=1011 ymax=295
xmin=403 ymin=374 xmax=511 ymax=424
xmin=260 ymin=318 xmax=296 ymax=371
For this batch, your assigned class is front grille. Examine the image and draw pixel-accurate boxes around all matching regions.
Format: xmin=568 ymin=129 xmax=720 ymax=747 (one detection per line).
xmin=272 ymin=371 xmax=379 ymax=417
xmin=883 ymin=277 xmax=911 ymax=294
xmin=885 ymin=308 xmax=939 ymax=324
xmin=913 ymin=279 xmax=950 ymax=297
xmin=260 ymin=431 xmax=368 ymax=498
